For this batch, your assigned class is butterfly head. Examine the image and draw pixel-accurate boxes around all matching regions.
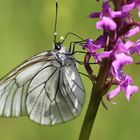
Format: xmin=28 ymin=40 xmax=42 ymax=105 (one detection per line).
xmin=54 ymin=42 xmax=66 ymax=53
xmin=55 ymin=42 xmax=62 ymax=50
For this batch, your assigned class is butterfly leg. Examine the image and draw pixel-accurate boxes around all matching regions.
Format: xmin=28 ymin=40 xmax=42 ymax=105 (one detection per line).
xmin=69 ymin=40 xmax=86 ymax=54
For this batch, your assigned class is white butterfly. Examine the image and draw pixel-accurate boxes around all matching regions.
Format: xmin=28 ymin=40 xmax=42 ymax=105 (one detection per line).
xmin=0 ymin=43 xmax=85 ymax=125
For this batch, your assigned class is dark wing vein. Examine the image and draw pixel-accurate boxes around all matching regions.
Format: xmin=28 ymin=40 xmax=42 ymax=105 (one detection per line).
xmin=40 ymin=91 xmax=45 ymax=124
xmin=59 ymin=71 xmax=75 ymax=117
xmin=1 ymin=80 xmax=18 ymax=115
xmin=28 ymin=65 xmax=55 ymax=93
xmin=53 ymin=70 xmax=74 ymax=122
xmin=29 ymin=85 xmax=45 ymax=115
xmin=63 ymin=72 xmax=83 ymax=106
xmin=64 ymin=69 xmax=85 ymax=92
xmin=61 ymin=73 xmax=79 ymax=112
xmin=50 ymin=69 xmax=64 ymax=123
xmin=10 ymin=82 xmax=20 ymax=116
xmin=28 ymin=68 xmax=58 ymax=115
xmin=18 ymin=86 xmax=24 ymax=116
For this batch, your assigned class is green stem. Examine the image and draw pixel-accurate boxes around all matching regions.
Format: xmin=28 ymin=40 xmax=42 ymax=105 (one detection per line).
xmin=79 ymin=58 xmax=111 ymax=140
xmin=78 ymin=85 xmax=102 ymax=140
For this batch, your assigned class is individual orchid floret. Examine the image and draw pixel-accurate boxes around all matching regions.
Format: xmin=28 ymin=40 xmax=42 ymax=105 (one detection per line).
xmin=122 ymin=0 xmax=140 ymax=17
xmin=125 ymin=26 xmax=140 ymax=37
xmin=96 ymin=16 xmax=117 ymax=31
xmin=83 ymin=35 xmax=108 ymax=62
xmin=89 ymin=3 xmax=123 ymax=31
xmin=89 ymin=3 xmax=123 ymax=19
xmin=111 ymin=53 xmax=133 ymax=80
xmin=107 ymin=75 xmax=138 ymax=101
xmin=128 ymin=39 xmax=140 ymax=55
xmin=83 ymin=39 xmax=99 ymax=53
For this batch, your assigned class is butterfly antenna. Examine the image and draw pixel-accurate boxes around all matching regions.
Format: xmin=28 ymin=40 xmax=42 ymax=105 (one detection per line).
xmin=61 ymin=32 xmax=84 ymax=44
xmin=54 ymin=0 xmax=58 ymax=44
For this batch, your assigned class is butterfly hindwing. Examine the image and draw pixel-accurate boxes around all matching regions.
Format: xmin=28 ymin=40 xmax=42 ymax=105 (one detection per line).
xmin=26 ymin=60 xmax=85 ymax=125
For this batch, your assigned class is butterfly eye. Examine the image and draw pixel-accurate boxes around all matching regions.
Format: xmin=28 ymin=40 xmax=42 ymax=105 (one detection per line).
xmin=55 ymin=43 xmax=61 ymax=50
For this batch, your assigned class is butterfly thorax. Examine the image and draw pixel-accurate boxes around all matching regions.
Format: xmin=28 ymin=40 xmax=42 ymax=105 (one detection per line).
xmin=53 ymin=51 xmax=74 ymax=67
xmin=51 ymin=46 xmax=74 ymax=67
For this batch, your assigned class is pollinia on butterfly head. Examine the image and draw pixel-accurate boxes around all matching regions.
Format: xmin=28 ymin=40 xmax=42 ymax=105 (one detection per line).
xmin=0 ymin=0 xmax=85 ymax=125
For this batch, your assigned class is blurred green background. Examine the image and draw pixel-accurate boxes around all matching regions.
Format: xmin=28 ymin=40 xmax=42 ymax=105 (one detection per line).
xmin=0 ymin=0 xmax=140 ymax=140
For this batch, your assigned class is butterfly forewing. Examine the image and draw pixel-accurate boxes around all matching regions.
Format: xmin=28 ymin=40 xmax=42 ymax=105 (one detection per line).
xmin=0 ymin=52 xmax=51 ymax=117
xmin=0 ymin=49 xmax=85 ymax=125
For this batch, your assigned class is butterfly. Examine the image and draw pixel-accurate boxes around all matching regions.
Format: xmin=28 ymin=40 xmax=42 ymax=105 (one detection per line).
xmin=0 ymin=42 xmax=85 ymax=125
